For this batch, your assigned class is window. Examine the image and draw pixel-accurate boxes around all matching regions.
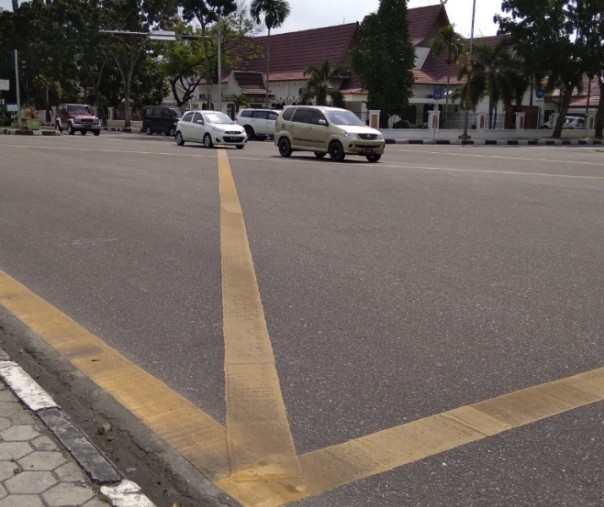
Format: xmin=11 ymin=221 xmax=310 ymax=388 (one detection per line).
xmin=182 ymin=112 xmax=194 ymax=122
xmin=253 ymin=111 xmax=269 ymax=119
xmin=241 ymin=110 xmax=253 ymax=118
xmin=192 ymin=112 xmax=203 ymax=123
xmin=292 ymin=109 xmax=312 ymax=123
xmin=268 ymin=111 xmax=279 ymax=121
xmin=281 ymin=108 xmax=295 ymax=121
xmin=310 ymin=111 xmax=326 ymax=125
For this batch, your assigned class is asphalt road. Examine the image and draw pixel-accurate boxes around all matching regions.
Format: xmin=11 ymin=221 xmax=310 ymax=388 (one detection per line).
xmin=0 ymin=132 xmax=603 ymax=506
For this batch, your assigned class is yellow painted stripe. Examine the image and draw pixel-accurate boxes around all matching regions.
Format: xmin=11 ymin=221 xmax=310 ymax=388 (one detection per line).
xmin=218 ymin=149 xmax=301 ymax=482
xmin=217 ymin=367 xmax=604 ymax=506
xmin=0 ymin=270 xmax=229 ymax=480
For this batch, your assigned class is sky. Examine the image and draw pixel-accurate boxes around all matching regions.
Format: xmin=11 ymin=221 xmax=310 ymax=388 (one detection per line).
xmin=0 ymin=0 xmax=503 ymax=38
xmin=271 ymin=0 xmax=503 ymax=38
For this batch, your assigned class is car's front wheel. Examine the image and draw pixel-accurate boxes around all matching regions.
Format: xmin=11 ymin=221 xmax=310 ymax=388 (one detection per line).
xmin=329 ymin=141 xmax=345 ymax=162
xmin=175 ymin=131 xmax=185 ymax=146
xmin=55 ymin=122 xmax=62 ymax=133
xmin=203 ymin=133 xmax=214 ymax=148
xmin=80 ymin=130 xmax=87 ymax=135
xmin=366 ymin=153 xmax=381 ymax=163
xmin=278 ymin=137 xmax=292 ymax=157
xmin=93 ymin=130 xmax=100 ymax=137
xmin=236 ymin=145 xmax=245 ymax=150
xmin=67 ymin=124 xmax=75 ymax=135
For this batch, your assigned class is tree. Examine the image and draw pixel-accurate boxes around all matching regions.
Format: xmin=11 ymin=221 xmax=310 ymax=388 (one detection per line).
xmin=250 ymin=0 xmax=291 ymax=107
xmin=180 ymin=0 xmax=238 ymax=107
xmin=497 ymin=0 xmax=587 ymax=138
xmin=430 ymin=24 xmax=464 ymax=127
xmin=300 ymin=59 xmax=349 ymax=107
xmin=351 ymin=0 xmax=415 ymax=125
xmin=571 ymin=0 xmax=604 ymax=139
xmin=457 ymin=39 xmax=527 ymax=129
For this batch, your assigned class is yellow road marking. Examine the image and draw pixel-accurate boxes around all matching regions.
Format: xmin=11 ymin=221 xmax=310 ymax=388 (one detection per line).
xmin=218 ymin=149 xmax=301 ymax=483
xmin=218 ymin=367 xmax=604 ymax=506
xmin=0 ymin=270 xmax=229 ymax=480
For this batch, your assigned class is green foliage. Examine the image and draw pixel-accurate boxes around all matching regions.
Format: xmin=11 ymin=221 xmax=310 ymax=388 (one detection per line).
xmin=301 ymin=60 xmax=349 ymax=107
xmin=250 ymin=0 xmax=291 ymax=106
xmin=496 ymin=0 xmax=595 ymax=137
xmin=351 ymin=0 xmax=415 ymax=119
xmin=457 ymin=39 xmax=528 ymax=128
xmin=250 ymin=0 xmax=291 ymax=33
xmin=430 ymin=23 xmax=464 ymax=126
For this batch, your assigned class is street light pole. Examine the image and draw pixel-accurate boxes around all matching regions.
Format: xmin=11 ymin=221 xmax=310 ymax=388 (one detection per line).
xmin=460 ymin=0 xmax=476 ymax=140
xmin=14 ymin=50 xmax=21 ymax=127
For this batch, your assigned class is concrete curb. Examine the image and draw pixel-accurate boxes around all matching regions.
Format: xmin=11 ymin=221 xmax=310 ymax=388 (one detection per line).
xmin=0 ymin=348 xmax=156 ymax=506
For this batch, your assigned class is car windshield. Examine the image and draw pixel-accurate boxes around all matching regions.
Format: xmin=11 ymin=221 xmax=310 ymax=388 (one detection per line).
xmin=204 ymin=112 xmax=234 ymax=124
xmin=67 ymin=105 xmax=92 ymax=114
xmin=325 ymin=109 xmax=365 ymax=127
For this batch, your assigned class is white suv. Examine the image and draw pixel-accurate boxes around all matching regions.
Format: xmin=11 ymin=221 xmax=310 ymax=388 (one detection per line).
xmin=274 ymin=106 xmax=385 ymax=162
xmin=235 ymin=108 xmax=279 ymax=140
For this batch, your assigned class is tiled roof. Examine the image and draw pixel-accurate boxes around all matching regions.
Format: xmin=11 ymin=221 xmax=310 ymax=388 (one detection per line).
xmin=242 ymin=22 xmax=359 ymax=77
xmin=232 ymin=5 xmax=511 ymax=91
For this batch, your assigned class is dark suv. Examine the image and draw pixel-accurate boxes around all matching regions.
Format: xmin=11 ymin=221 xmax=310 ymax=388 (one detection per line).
xmin=142 ymin=106 xmax=182 ymax=136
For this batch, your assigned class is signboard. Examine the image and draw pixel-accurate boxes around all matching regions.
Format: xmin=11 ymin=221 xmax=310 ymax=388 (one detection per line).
xmin=535 ymin=88 xmax=545 ymax=103
xmin=6 ymin=104 xmax=18 ymax=112
xmin=433 ymin=88 xmax=443 ymax=101
xmin=0 ymin=79 xmax=9 ymax=91
xmin=149 ymin=30 xmax=176 ymax=41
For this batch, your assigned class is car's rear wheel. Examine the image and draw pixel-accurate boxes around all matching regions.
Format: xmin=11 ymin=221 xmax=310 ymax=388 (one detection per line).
xmin=314 ymin=152 xmax=326 ymax=159
xmin=244 ymin=125 xmax=256 ymax=141
xmin=203 ymin=133 xmax=214 ymax=148
xmin=67 ymin=124 xmax=75 ymax=135
xmin=175 ymin=131 xmax=185 ymax=146
xmin=366 ymin=153 xmax=381 ymax=163
xmin=329 ymin=141 xmax=345 ymax=162
xmin=278 ymin=137 xmax=292 ymax=157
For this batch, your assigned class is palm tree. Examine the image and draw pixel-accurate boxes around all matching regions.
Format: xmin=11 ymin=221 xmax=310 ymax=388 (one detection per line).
xmin=301 ymin=59 xmax=350 ymax=107
xmin=231 ymin=93 xmax=250 ymax=114
xmin=250 ymin=0 xmax=291 ymax=107
xmin=458 ymin=39 xmax=527 ymax=129
xmin=430 ymin=24 xmax=464 ymax=128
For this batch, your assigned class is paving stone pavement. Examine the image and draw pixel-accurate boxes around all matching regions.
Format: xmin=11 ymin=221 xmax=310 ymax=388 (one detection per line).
xmin=0 ymin=348 xmax=155 ymax=507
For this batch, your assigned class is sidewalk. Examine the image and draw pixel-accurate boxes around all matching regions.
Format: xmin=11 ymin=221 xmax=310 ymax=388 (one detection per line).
xmin=0 ymin=348 xmax=155 ymax=507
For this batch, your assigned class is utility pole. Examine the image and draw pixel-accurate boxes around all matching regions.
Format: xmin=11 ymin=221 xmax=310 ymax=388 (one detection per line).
xmin=14 ymin=50 xmax=21 ymax=127
xmin=460 ymin=0 xmax=476 ymax=141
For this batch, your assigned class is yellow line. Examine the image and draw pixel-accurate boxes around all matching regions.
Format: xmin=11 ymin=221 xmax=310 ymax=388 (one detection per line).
xmin=218 ymin=367 xmax=604 ymax=506
xmin=218 ymin=150 xmax=301 ymax=483
xmin=0 ymin=269 xmax=229 ymax=480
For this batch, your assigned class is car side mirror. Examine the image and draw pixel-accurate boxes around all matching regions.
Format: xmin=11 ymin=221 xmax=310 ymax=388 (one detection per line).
xmin=318 ymin=119 xmax=327 ymax=126
xmin=196 ymin=119 xmax=204 ymax=125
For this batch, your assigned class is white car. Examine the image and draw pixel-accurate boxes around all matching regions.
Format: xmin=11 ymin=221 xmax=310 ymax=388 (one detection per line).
xmin=175 ymin=110 xmax=247 ymax=149
xmin=235 ymin=108 xmax=279 ymax=140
